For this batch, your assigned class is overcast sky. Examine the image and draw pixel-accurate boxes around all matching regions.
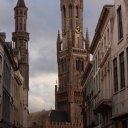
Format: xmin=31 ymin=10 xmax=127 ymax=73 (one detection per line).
xmin=0 ymin=0 xmax=113 ymax=112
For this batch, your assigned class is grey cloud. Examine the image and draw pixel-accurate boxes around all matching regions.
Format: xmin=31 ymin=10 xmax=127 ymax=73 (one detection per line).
xmin=29 ymin=39 xmax=58 ymax=77
xmin=29 ymin=78 xmax=56 ymax=112
xmin=0 ymin=0 xmax=114 ymax=112
xmin=84 ymin=0 xmax=114 ymax=40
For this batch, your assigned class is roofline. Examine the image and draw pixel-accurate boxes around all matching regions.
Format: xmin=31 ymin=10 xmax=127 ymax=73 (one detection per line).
xmin=89 ymin=5 xmax=114 ymax=54
xmin=95 ymin=5 xmax=114 ymax=33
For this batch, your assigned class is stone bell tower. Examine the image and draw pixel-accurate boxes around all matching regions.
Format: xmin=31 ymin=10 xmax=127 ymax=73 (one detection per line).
xmin=12 ymin=0 xmax=29 ymax=90
xmin=56 ymin=0 xmax=89 ymax=123
xmin=12 ymin=0 xmax=29 ymax=127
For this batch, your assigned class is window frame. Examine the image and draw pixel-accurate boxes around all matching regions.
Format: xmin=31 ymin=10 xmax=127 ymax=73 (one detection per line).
xmin=117 ymin=6 xmax=123 ymax=41
xmin=119 ymin=52 xmax=125 ymax=89
xmin=113 ymin=58 xmax=118 ymax=92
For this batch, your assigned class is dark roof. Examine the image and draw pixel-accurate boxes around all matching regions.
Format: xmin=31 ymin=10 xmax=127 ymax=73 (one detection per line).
xmin=49 ymin=110 xmax=69 ymax=123
xmin=16 ymin=0 xmax=26 ymax=8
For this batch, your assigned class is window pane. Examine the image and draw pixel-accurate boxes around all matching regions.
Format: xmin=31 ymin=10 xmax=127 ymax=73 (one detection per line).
xmin=117 ymin=6 xmax=123 ymax=40
xmin=113 ymin=58 xmax=118 ymax=92
xmin=119 ymin=52 xmax=125 ymax=89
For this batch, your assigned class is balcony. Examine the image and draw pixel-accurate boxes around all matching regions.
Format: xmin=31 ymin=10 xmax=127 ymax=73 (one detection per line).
xmin=94 ymin=89 xmax=112 ymax=113
xmin=12 ymin=32 xmax=29 ymax=41
xmin=72 ymin=48 xmax=87 ymax=54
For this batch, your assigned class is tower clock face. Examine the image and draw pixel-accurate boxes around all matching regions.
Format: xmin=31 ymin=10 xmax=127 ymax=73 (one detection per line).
xmin=75 ymin=26 xmax=82 ymax=34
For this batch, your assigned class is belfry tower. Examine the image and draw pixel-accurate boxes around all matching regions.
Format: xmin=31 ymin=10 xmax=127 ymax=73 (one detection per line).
xmin=56 ymin=0 xmax=89 ymax=123
xmin=12 ymin=0 xmax=29 ymax=127
xmin=12 ymin=0 xmax=29 ymax=89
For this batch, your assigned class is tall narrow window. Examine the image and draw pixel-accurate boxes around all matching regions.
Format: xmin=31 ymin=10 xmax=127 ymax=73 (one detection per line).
xmin=61 ymin=58 xmax=67 ymax=73
xmin=98 ymin=51 xmax=100 ymax=65
xmin=76 ymin=60 xmax=78 ymax=70
xmin=104 ymin=36 xmax=107 ymax=52
xmin=69 ymin=5 xmax=73 ymax=28
xmin=126 ymin=47 xmax=128 ymax=65
xmin=64 ymin=58 xmax=66 ymax=73
xmin=24 ymin=24 xmax=26 ymax=31
xmin=113 ymin=58 xmax=118 ymax=92
xmin=117 ymin=6 xmax=123 ymax=40
xmin=95 ymin=56 xmax=97 ymax=70
xmin=0 ymin=56 xmax=2 ymax=71
xmin=63 ymin=6 xmax=66 ymax=31
xmin=26 ymin=42 xmax=28 ymax=50
xmin=76 ymin=37 xmax=80 ymax=48
xmin=62 ymin=59 xmax=64 ymax=73
xmin=127 ymin=47 xmax=128 ymax=86
xmin=76 ymin=59 xmax=84 ymax=71
xmin=61 ymin=43 xmax=63 ymax=51
xmin=76 ymin=6 xmax=79 ymax=18
xmin=16 ymin=24 xmax=18 ymax=31
xmin=107 ymin=28 xmax=109 ymax=43
xmin=20 ymin=23 xmax=22 ymax=30
xmin=69 ymin=5 xmax=73 ymax=18
xmin=81 ymin=61 xmax=84 ymax=71
xmin=119 ymin=52 xmax=125 ymax=89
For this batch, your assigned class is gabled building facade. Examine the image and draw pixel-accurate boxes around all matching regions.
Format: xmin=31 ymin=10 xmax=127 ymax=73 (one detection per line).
xmin=111 ymin=0 xmax=128 ymax=127
xmin=82 ymin=62 xmax=94 ymax=128
xmin=0 ymin=0 xmax=29 ymax=128
xmin=83 ymin=0 xmax=128 ymax=128
xmin=0 ymin=32 xmax=24 ymax=128
xmin=89 ymin=5 xmax=114 ymax=128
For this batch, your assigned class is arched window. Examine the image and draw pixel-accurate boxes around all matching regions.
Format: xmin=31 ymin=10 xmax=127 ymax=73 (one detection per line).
xmin=64 ymin=58 xmax=66 ymax=72
xmin=61 ymin=42 xmax=63 ymax=51
xmin=63 ymin=6 xmax=66 ymax=31
xmin=76 ymin=58 xmax=84 ymax=71
xmin=69 ymin=5 xmax=73 ymax=28
xmin=61 ymin=58 xmax=67 ymax=73
xmin=24 ymin=23 xmax=26 ymax=31
xmin=63 ymin=6 xmax=66 ymax=19
xmin=76 ymin=6 xmax=79 ymax=18
xmin=69 ymin=5 xmax=73 ymax=18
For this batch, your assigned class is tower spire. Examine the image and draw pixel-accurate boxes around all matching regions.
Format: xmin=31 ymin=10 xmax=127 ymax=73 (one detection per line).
xmin=57 ymin=30 xmax=60 ymax=43
xmin=12 ymin=0 xmax=29 ymax=128
xmin=57 ymin=30 xmax=61 ymax=52
xmin=85 ymin=28 xmax=90 ymax=51
xmin=12 ymin=0 xmax=29 ymax=88
xmin=16 ymin=0 xmax=26 ymax=8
